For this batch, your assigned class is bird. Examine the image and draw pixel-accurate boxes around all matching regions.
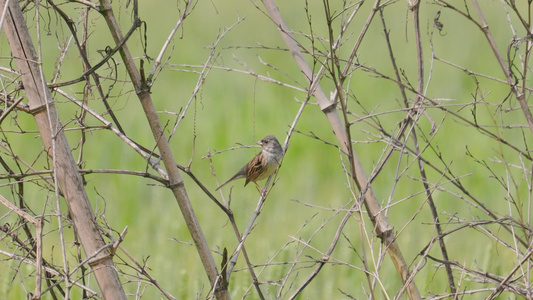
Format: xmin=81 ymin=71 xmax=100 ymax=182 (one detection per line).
xmin=216 ymin=135 xmax=283 ymax=191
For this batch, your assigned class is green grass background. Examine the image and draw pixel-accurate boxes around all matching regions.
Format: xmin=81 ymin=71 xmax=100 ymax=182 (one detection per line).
xmin=0 ymin=0 xmax=530 ymax=299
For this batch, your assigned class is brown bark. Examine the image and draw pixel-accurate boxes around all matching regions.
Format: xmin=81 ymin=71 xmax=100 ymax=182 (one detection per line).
xmin=0 ymin=1 xmax=126 ymax=299
xmin=97 ymin=1 xmax=230 ymax=298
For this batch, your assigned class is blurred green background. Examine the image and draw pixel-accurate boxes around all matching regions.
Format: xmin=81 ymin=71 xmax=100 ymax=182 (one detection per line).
xmin=0 ymin=0 xmax=530 ymax=299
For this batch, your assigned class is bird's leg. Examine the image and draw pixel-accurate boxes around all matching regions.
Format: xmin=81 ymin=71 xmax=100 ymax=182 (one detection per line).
xmin=254 ymin=182 xmax=267 ymax=196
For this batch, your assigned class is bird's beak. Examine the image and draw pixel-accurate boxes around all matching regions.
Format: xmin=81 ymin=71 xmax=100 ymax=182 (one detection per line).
xmin=257 ymin=140 xmax=263 ymax=146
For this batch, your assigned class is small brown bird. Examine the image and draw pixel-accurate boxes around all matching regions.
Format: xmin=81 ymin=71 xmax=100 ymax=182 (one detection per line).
xmin=216 ymin=135 xmax=283 ymax=191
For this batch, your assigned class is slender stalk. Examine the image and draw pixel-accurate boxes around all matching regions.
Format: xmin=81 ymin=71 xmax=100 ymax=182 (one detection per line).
xmin=470 ymin=0 xmax=533 ymax=134
xmin=408 ymin=0 xmax=456 ymax=293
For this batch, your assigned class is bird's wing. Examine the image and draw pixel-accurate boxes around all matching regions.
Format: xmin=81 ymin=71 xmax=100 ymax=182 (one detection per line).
xmin=245 ymin=152 xmax=265 ymax=186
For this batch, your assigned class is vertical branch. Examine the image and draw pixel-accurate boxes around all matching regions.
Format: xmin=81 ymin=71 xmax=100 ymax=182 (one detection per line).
xmin=408 ymin=0 xmax=456 ymax=293
xmin=97 ymin=1 xmax=229 ymax=299
xmin=260 ymin=0 xmax=421 ymax=298
xmin=0 ymin=1 xmax=127 ymax=299
xmin=33 ymin=217 xmax=43 ymax=299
